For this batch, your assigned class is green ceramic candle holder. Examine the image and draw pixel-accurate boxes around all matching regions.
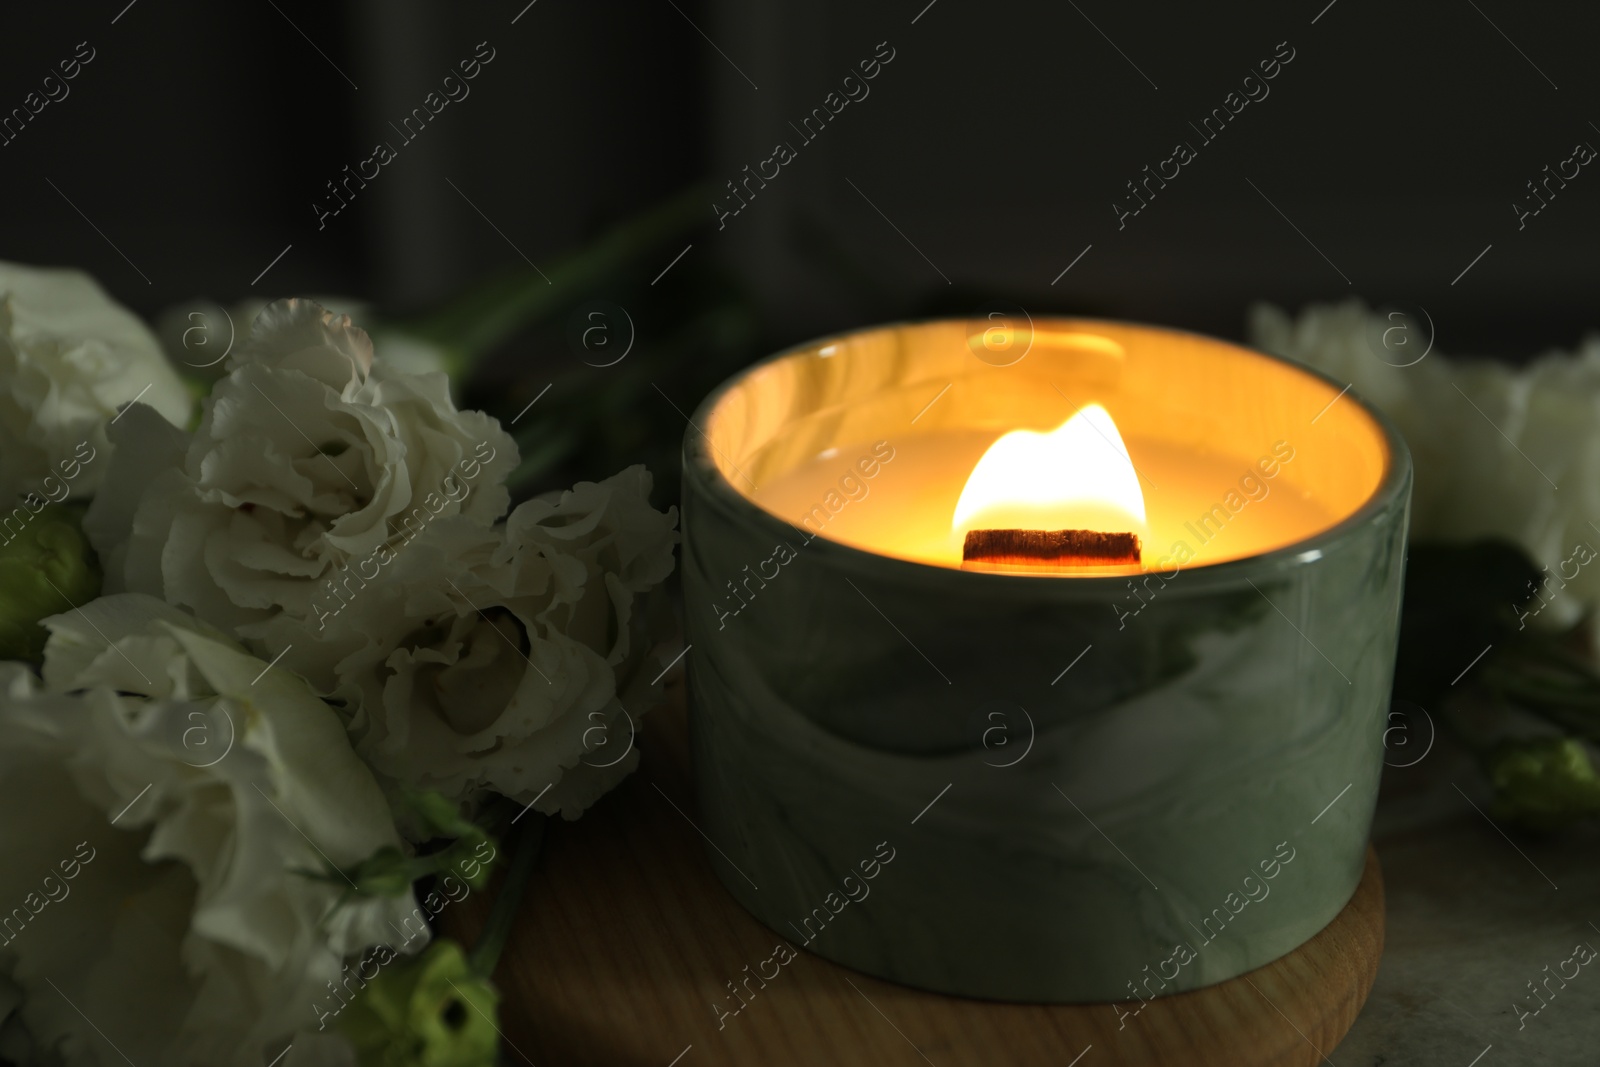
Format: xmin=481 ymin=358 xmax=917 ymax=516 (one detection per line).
xmin=680 ymin=318 xmax=1410 ymax=1002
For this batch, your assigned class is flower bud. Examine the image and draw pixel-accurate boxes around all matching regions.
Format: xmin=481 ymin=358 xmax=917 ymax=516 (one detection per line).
xmin=0 ymin=504 xmax=101 ymax=661
xmin=338 ymin=939 xmax=500 ymax=1067
xmin=1487 ymin=737 xmax=1600 ymax=831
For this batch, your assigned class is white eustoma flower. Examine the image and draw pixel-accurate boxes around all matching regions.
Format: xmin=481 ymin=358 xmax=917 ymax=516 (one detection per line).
xmin=1250 ymin=300 xmax=1600 ymax=629
xmin=156 ymin=297 xmax=448 ymax=383
xmin=0 ymin=260 xmax=192 ymax=506
xmin=251 ymin=467 xmax=679 ymax=815
xmin=0 ymin=593 xmax=418 ymax=1067
xmin=84 ymin=298 xmax=516 ymax=636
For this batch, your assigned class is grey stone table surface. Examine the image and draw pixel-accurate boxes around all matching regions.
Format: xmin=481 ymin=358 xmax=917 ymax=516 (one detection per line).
xmin=1337 ymin=745 xmax=1600 ymax=1066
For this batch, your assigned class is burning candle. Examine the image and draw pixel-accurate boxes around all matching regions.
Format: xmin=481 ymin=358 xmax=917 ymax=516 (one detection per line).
xmin=682 ymin=318 xmax=1409 ymax=1002
xmin=745 ymin=324 xmax=1386 ymax=578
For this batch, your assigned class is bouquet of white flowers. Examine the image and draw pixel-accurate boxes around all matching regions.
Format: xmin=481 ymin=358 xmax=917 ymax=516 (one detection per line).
xmin=0 ymin=261 xmax=679 ymax=1066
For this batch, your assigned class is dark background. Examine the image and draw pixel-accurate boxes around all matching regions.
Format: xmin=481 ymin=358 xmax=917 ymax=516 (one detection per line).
xmin=1 ymin=0 xmax=1594 ymax=369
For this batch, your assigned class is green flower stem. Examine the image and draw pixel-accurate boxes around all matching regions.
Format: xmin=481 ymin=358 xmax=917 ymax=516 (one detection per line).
xmin=392 ymin=184 xmax=709 ymax=380
xmin=467 ymin=813 xmax=545 ymax=979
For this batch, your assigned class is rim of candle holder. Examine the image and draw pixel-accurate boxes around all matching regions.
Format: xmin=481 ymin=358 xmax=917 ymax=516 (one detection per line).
xmin=683 ymin=315 xmax=1412 ymax=600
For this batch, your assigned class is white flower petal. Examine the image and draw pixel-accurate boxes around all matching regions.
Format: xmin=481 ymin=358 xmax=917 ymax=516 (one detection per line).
xmin=89 ymin=298 xmax=519 ymax=641
xmin=0 ymin=260 xmax=192 ymax=506
xmin=1 ymin=599 xmax=417 ymax=1066
xmin=270 ymin=467 xmax=681 ymax=814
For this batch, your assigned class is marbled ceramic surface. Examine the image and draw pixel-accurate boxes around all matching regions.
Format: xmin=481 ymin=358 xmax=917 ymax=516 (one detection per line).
xmin=681 ymin=448 xmax=1411 ymax=1002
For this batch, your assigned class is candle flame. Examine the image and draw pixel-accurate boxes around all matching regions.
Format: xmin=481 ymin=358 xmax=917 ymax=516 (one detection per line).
xmin=952 ymin=404 xmax=1147 ymax=536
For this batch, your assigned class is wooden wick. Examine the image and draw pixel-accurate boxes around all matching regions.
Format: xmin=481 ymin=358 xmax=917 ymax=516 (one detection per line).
xmin=961 ymin=529 xmax=1142 ymax=572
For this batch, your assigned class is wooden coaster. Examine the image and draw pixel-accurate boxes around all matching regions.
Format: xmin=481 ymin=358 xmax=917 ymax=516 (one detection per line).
xmin=443 ymin=685 xmax=1385 ymax=1066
